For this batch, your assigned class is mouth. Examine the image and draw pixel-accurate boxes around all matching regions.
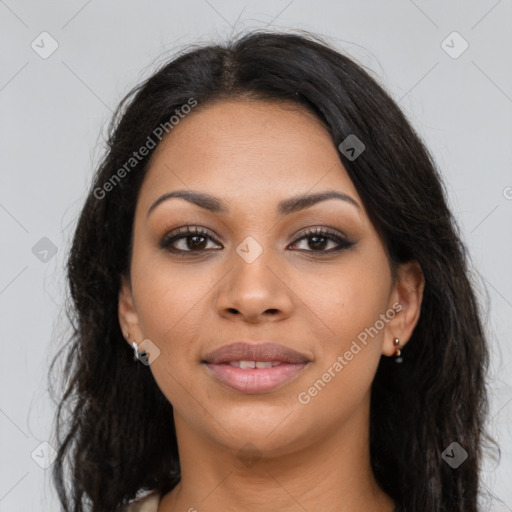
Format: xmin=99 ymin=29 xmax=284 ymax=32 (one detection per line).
xmin=202 ymin=342 xmax=310 ymax=394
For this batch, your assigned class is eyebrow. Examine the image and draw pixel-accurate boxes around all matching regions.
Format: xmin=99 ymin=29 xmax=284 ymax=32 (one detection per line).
xmin=147 ymin=189 xmax=360 ymax=218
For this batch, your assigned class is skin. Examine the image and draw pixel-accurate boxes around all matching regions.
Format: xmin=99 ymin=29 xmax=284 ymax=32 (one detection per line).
xmin=118 ymin=99 xmax=424 ymax=512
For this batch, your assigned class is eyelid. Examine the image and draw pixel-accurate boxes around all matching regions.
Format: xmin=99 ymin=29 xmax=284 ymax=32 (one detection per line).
xmin=159 ymin=224 xmax=221 ymax=249
xmin=292 ymin=225 xmax=349 ymax=242
xmin=289 ymin=226 xmax=355 ymax=253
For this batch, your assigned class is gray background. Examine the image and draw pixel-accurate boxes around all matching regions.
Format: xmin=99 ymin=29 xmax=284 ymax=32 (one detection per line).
xmin=1 ymin=1 xmax=511 ymax=510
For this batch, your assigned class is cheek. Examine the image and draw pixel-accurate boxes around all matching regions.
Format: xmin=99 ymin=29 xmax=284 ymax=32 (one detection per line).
xmin=300 ymin=251 xmax=392 ymax=408
xmin=293 ymin=275 xmax=390 ymax=429
xmin=129 ymin=269 xmax=210 ymax=411
xmin=131 ymin=246 xmax=212 ymax=340
xmin=295 ymin=251 xmax=392 ymax=412
xmin=131 ymin=260 xmax=209 ymax=410
xmin=301 ymin=252 xmax=391 ymax=347
xmin=340 ymin=268 xmax=390 ymax=338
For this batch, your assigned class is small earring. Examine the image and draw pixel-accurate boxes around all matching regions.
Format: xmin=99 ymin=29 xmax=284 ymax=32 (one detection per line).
xmin=393 ymin=337 xmax=403 ymax=363
xmin=132 ymin=341 xmax=140 ymax=361
xmin=132 ymin=340 xmax=149 ymax=363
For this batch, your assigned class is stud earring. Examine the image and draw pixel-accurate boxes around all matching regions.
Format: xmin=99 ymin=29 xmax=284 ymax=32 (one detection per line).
xmin=132 ymin=339 xmax=149 ymax=363
xmin=393 ymin=337 xmax=403 ymax=363
xmin=132 ymin=341 xmax=140 ymax=361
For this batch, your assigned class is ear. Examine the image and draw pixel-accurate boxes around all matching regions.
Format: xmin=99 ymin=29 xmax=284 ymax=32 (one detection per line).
xmin=382 ymin=260 xmax=425 ymax=356
xmin=118 ymin=275 xmax=143 ymax=346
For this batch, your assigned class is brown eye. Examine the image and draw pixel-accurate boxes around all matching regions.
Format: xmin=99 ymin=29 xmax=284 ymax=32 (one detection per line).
xmin=159 ymin=225 xmax=222 ymax=254
xmin=289 ymin=227 xmax=355 ymax=253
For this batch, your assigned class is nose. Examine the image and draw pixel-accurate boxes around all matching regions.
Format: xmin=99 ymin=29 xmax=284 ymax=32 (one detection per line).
xmin=214 ymin=245 xmax=294 ymax=324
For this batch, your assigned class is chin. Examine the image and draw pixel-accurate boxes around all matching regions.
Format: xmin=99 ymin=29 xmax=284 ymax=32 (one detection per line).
xmin=209 ymin=406 xmax=309 ymax=453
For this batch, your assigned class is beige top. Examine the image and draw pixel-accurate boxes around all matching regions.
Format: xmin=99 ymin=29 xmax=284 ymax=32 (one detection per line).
xmin=124 ymin=491 xmax=161 ymax=512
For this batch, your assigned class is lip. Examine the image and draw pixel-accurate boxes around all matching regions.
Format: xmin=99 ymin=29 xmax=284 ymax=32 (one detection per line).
xmin=203 ymin=342 xmax=310 ymax=365
xmin=202 ymin=342 xmax=310 ymax=394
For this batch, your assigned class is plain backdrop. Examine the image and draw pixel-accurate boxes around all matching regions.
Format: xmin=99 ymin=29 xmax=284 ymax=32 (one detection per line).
xmin=1 ymin=1 xmax=511 ymax=510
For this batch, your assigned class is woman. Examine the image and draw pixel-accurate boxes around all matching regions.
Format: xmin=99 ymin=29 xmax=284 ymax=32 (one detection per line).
xmin=50 ymin=30 xmax=493 ymax=512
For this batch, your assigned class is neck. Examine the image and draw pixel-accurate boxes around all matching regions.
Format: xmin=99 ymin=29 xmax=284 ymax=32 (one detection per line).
xmin=159 ymin=394 xmax=395 ymax=512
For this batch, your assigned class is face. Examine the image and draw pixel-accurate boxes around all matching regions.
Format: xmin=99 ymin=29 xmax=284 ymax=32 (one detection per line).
xmin=119 ymin=99 xmax=423 ymax=457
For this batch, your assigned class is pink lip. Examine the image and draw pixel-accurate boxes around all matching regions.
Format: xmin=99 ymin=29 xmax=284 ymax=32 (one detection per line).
xmin=205 ymin=363 xmax=308 ymax=394
xmin=202 ymin=342 xmax=310 ymax=394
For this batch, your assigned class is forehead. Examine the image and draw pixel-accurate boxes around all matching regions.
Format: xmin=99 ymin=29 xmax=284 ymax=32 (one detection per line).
xmin=138 ymin=99 xmax=361 ymax=213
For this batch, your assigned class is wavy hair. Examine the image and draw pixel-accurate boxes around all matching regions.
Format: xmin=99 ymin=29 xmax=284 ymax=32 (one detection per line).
xmin=49 ymin=29 xmax=493 ymax=512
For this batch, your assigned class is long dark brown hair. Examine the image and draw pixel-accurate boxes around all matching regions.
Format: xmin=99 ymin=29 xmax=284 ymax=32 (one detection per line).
xmin=49 ymin=29 xmax=495 ymax=512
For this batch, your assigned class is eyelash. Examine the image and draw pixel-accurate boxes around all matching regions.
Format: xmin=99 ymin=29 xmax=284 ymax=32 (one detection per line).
xmin=159 ymin=224 xmax=355 ymax=256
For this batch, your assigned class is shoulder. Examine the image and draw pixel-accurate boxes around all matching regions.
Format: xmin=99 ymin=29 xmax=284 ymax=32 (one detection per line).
xmin=123 ymin=491 xmax=161 ymax=512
